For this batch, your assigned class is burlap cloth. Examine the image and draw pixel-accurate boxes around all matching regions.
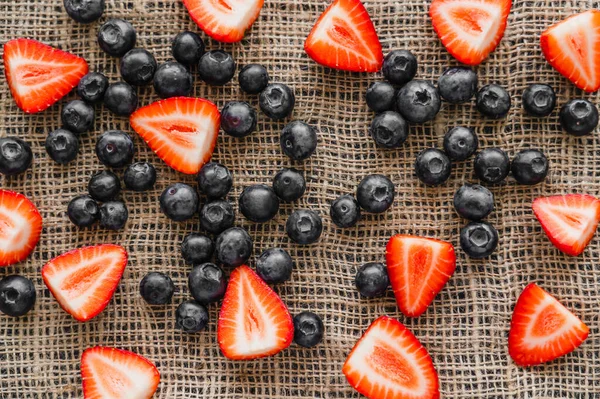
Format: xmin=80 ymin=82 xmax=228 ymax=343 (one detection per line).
xmin=1 ymin=0 xmax=599 ymax=397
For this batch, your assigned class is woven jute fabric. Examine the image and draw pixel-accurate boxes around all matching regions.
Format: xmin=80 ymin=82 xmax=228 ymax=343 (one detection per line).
xmin=1 ymin=0 xmax=599 ymax=397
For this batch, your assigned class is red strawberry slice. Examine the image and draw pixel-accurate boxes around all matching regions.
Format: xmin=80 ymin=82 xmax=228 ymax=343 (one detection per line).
xmin=541 ymin=10 xmax=600 ymax=93
xmin=509 ymin=283 xmax=589 ymax=367
xmin=0 ymin=190 xmax=42 ymax=267
xmin=3 ymin=38 xmax=88 ymax=113
xmin=386 ymin=235 xmax=456 ymax=317
xmin=217 ymin=265 xmax=293 ymax=360
xmin=130 ymin=97 xmax=220 ymax=175
xmin=429 ymin=0 xmax=511 ymax=65
xmin=532 ymin=194 xmax=600 ymax=256
xmin=182 ymin=0 xmax=264 ymax=43
xmin=81 ymin=346 xmax=160 ymax=399
xmin=304 ymin=0 xmax=383 ymax=72
xmin=41 ymin=244 xmax=127 ymax=322
xmin=343 ymin=316 xmax=440 ymax=399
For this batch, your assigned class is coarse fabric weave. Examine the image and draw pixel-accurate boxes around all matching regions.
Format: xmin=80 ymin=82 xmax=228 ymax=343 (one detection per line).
xmin=1 ymin=0 xmax=600 ymax=397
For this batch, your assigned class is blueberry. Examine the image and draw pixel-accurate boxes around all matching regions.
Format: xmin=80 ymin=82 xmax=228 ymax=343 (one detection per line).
xmin=330 ymin=194 xmax=361 ymax=228
xmin=197 ymin=162 xmax=232 ymax=199
xmin=220 ymin=101 xmax=257 ymax=138
xmin=99 ymin=200 xmax=128 ymax=230
xmin=382 ymin=50 xmax=417 ymax=86
xmin=511 ymin=149 xmax=549 ymax=185
xmin=415 ymin=148 xmax=452 ymax=186
xmin=286 ymin=209 xmax=322 ymax=245
xmin=273 ymin=168 xmax=306 ymax=202
xmin=522 ymin=84 xmax=556 ymax=117
xmin=239 ymin=185 xmax=279 ymax=223
xmin=103 ymin=82 xmax=138 ymax=116
xmin=198 ymin=50 xmax=235 ymax=86
xmin=0 ymin=137 xmax=32 ymax=176
xmin=188 ymin=263 xmax=227 ymax=304
xmin=200 ymin=200 xmax=235 ymax=234
xmin=365 ymin=82 xmax=396 ymax=113
xmin=355 ymin=262 xmax=389 ymax=298
xmin=63 ymin=0 xmax=104 ymax=23
xmin=139 ymin=272 xmax=174 ymax=305
xmin=172 ymin=31 xmax=205 ymax=66
xmin=153 ymin=61 xmax=193 ymax=98
xmin=256 ymin=248 xmax=293 ymax=284
xmin=123 ymin=161 xmax=156 ymax=191
xmin=474 ymin=148 xmax=510 ymax=184
xmin=453 ymin=183 xmax=494 ymax=221
xmin=77 ymin=72 xmax=108 ymax=103
xmin=293 ymin=311 xmax=324 ymax=348
xmin=61 ymin=100 xmax=94 ymax=134
xmin=280 ymin=120 xmax=317 ymax=160
xmin=560 ymin=99 xmax=599 ymax=136
xmin=476 ymin=84 xmax=511 ymax=119
xmin=88 ymin=170 xmax=121 ymax=201
xmin=460 ymin=221 xmax=499 ymax=258
xmin=120 ymin=48 xmax=157 ymax=86
xmin=45 ymin=129 xmax=79 ymax=165
xmin=0 ymin=275 xmax=36 ymax=317
xmin=95 ymin=130 xmax=135 ymax=167
xmin=369 ymin=111 xmax=408 ymax=148
xmin=97 ymin=18 xmax=136 ymax=57
xmin=182 ymin=233 xmax=214 ymax=265
xmin=159 ymin=183 xmax=199 ymax=222
xmin=238 ymin=64 xmax=269 ymax=94
xmin=215 ymin=227 xmax=253 ymax=267
xmin=396 ymin=80 xmax=441 ymax=123
xmin=443 ymin=126 xmax=478 ymax=161
xmin=176 ymin=300 xmax=209 ymax=333
xmin=67 ymin=195 xmax=99 ymax=227
xmin=356 ymin=174 xmax=395 ymax=213
xmin=260 ymin=83 xmax=295 ymax=120
xmin=437 ymin=67 xmax=478 ymax=104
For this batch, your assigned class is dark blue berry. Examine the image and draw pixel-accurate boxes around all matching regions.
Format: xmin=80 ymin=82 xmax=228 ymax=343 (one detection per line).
xmin=153 ymin=61 xmax=193 ymax=98
xmin=443 ymin=126 xmax=478 ymax=161
xmin=120 ymin=48 xmax=157 ymax=86
xmin=220 ymin=101 xmax=257 ymax=137
xmin=460 ymin=221 xmax=498 ymax=258
xmin=560 ymin=99 xmax=599 ymax=136
xmin=511 ymin=149 xmax=548 ymax=185
xmin=437 ymin=67 xmax=478 ymax=104
xmin=61 ymin=100 xmax=94 ymax=134
xmin=260 ymin=83 xmax=295 ymax=120
xmin=238 ymin=64 xmax=269 ymax=94
xmin=356 ymin=174 xmax=395 ymax=213
xmin=330 ymin=194 xmax=361 ymax=228
xmin=45 ymin=129 xmax=79 ymax=165
xmin=172 ymin=31 xmax=205 ymax=66
xmin=280 ymin=120 xmax=317 ymax=160
xmin=159 ymin=183 xmax=199 ymax=222
xmin=67 ymin=195 xmax=99 ymax=227
xmin=139 ymin=272 xmax=174 ymax=305
xmin=77 ymin=72 xmax=108 ymax=103
xmin=176 ymin=300 xmax=208 ymax=333
xmin=0 ymin=275 xmax=36 ymax=317
xmin=522 ymin=84 xmax=556 ymax=117
xmin=286 ymin=209 xmax=322 ymax=245
xmin=476 ymin=84 xmax=511 ymax=119
xmin=382 ymin=50 xmax=417 ymax=86
xmin=369 ymin=111 xmax=408 ymax=148
xmin=0 ymin=137 xmax=32 ymax=176
xmin=181 ymin=233 xmax=214 ymax=265
xmin=99 ymin=200 xmax=128 ymax=230
xmin=239 ymin=185 xmax=279 ymax=223
xmin=273 ymin=168 xmax=306 ymax=202
xmin=95 ymin=130 xmax=135 ymax=167
xmin=366 ymin=82 xmax=396 ymax=113
xmin=453 ymin=183 xmax=494 ymax=221
xmin=396 ymin=80 xmax=441 ymax=123
xmin=474 ymin=148 xmax=510 ymax=184
xmin=103 ymin=82 xmax=138 ymax=116
xmin=188 ymin=263 xmax=227 ymax=305
xmin=256 ymin=248 xmax=293 ymax=284
xmin=355 ymin=262 xmax=389 ymax=298
xmin=97 ymin=18 xmax=136 ymax=57
xmin=198 ymin=50 xmax=235 ymax=86
xmin=415 ymin=148 xmax=451 ymax=186
xmin=293 ymin=311 xmax=324 ymax=348
xmin=88 ymin=170 xmax=121 ymax=201
xmin=64 ymin=0 xmax=104 ymax=23
xmin=123 ymin=161 xmax=156 ymax=191
xmin=200 ymin=200 xmax=235 ymax=234
xmin=197 ymin=162 xmax=232 ymax=198
xmin=215 ymin=227 xmax=253 ymax=267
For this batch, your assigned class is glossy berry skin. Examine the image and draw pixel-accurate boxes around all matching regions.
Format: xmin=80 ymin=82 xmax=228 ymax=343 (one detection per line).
xmin=474 ymin=148 xmax=510 ymax=184
xmin=120 ymin=48 xmax=157 ymax=86
xmin=460 ymin=221 xmax=499 ymax=258
xmin=437 ymin=67 xmax=478 ymax=104
xmin=260 ymin=83 xmax=295 ymax=120
xmin=88 ymin=170 xmax=121 ymax=201
xmin=153 ymin=61 xmax=193 ymax=98
xmin=522 ymin=84 xmax=556 ymax=117
xmin=45 ymin=129 xmax=79 ymax=165
xmin=198 ymin=50 xmax=235 ymax=86
xmin=369 ymin=111 xmax=408 ymax=148
xmin=99 ymin=200 xmax=128 ymax=230
xmin=103 ymin=82 xmax=138 ymax=116
xmin=181 ymin=233 xmax=214 ymax=265
xmin=172 ymin=31 xmax=205 ymax=66
xmin=415 ymin=148 xmax=452 ymax=186
xmin=61 ymin=100 xmax=94 ymax=134
xmin=476 ymin=84 xmax=511 ymax=119
xmin=176 ymin=300 xmax=209 ymax=333
xmin=0 ymin=275 xmax=36 ymax=317
xmin=355 ymin=262 xmax=389 ymax=298
xmin=139 ymin=272 xmax=175 ymax=305
xmin=220 ymin=102 xmax=257 ymax=138
xmin=286 ymin=209 xmax=323 ymax=245
xmin=560 ymin=99 xmax=599 ymax=136
xmin=95 ymin=130 xmax=135 ymax=168
xmin=293 ymin=311 xmax=324 ymax=348
xmin=159 ymin=183 xmax=199 ymax=222
xmin=97 ymin=18 xmax=136 ymax=57
xmin=188 ymin=263 xmax=227 ymax=305
xmin=396 ymin=80 xmax=441 ymax=123
xmin=123 ymin=161 xmax=156 ymax=191
xmin=64 ymin=0 xmax=104 ymax=23
xmin=453 ymin=183 xmax=494 ymax=221
xmin=200 ymin=200 xmax=235 ymax=235
xmin=443 ymin=126 xmax=478 ymax=161
xmin=77 ymin=72 xmax=109 ymax=103
xmin=365 ymin=82 xmax=396 ymax=113
xmin=239 ymin=185 xmax=280 ymax=223
xmin=0 ymin=137 xmax=32 ymax=176
xmin=238 ymin=64 xmax=269 ymax=94
xmin=256 ymin=248 xmax=293 ymax=284
xmin=280 ymin=121 xmax=317 ymax=160
xmin=356 ymin=174 xmax=395 ymax=213
xmin=330 ymin=194 xmax=361 ymax=228
xmin=67 ymin=195 xmax=99 ymax=227
xmin=197 ymin=162 xmax=232 ymax=199
xmin=215 ymin=227 xmax=253 ymax=267
xmin=273 ymin=168 xmax=306 ymax=202
xmin=511 ymin=149 xmax=549 ymax=185
xmin=382 ymin=50 xmax=417 ymax=86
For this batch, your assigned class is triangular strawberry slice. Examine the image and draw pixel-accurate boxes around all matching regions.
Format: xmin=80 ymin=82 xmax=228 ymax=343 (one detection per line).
xmin=217 ymin=265 xmax=293 ymax=360
xmin=3 ymin=38 xmax=88 ymax=113
xmin=429 ymin=0 xmax=511 ymax=65
xmin=386 ymin=235 xmax=456 ymax=317
xmin=41 ymin=244 xmax=128 ymax=322
xmin=81 ymin=346 xmax=160 ymax=399
xmin=343 ymin=316 xmax=440 ymax=399
xmin=509 ymin=283 xmax=589 ymax=367
xmin=304 ymin=0 xmax=383 ymax=72
xmin=130 ymin=97 xmax=220 ymax=175
xmin=541 ymin=10 xmax=600 ymax=93
xmin=0 ymin=190 xmax=42 ymax=267
xmin=532 ymin=194 xmax=600 ymax=256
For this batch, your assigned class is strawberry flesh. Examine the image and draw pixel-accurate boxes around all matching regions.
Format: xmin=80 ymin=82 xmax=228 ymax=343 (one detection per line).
xmin=0 ymin=189 xmax=42 ymax=267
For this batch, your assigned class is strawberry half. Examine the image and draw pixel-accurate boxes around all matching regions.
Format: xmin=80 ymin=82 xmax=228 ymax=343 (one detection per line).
xmin=429 ymin=0 xmax=511 ymax=65
xmin=343 ymin=316 xmax=440 ymax=399
xmin=304 ymin=0 xmax=383 ymax=72
xmin=509 ymin=283 xmax=589 ymax=367
xmin=217 ymin=265 xmax=293 ymax=360
xmin=41 ymin=244 xmax=127 ymax=322
xmin=532 ymin=194 xmax=600 ymax=256
xmin=386 ymin=235 xmax=456 ymax=317
xmin=81 ymin=346 xmax=160 ymax=399
xmin=3 ymin=38 xmax=88 ymax=113
xmin=0 ymin=190 xmax=42 ymax=267
xmin=182 ymin=0 xmax=264 ymax=43
xmin=130 ymin=97 xmax=220 ymax=175
xmin=540 ymin=10 xmax=600 ymax=93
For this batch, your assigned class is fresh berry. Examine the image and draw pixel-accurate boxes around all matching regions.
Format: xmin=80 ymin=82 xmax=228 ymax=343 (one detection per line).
xmin=197 ymin=162 xmax=232 ymax=198
xmin=0 ymin=190 xmax=42 ymax=267
xmin=99 ymin=200 xmax=128 ymax=230
xmin=123 ymin=161 xmax=156 ymax=191
xmin=95 ymin=130 xmax=135 ymax=168
xmin=159 ymin=183 xmax=199 ymax=222
xmin=0 ymin=275 xmax=36 ymax=317
xmin=343 ymin=316 xmax=439 ymax=399
xmin=286 ymin=209 xmax=323 ymax=245
xmin=215 ymin=227 xmax=253 ymax=267
xmin=356 ymin=174 xmax=395 ymax=213
xmin=103 ymin=82 xmax=138 ymax=116
xmin=532 ymin=194 xmax=600 ymax=256
xmin=476 ymin=84 xmax=511 ymax=118
xmin=88 ymin=170 xmax=121 ymax=201
xmin=396 ymin=80 xmax=441 ymax=123
xmin=273 ymin=168 xmax=306 ymax=202
xmin=443 ymin=126 xmax=478 ymax=161
xmin=453 ymin=183 xmax=494 ymax=220
xmin=256 ymin=248 xmax=293 ymax=284
xmin=77 ymin=72 xmax=108 ymax=103
xmin=330 ymin=194 xmax=361 ymax=228
xmin=0 ymin=137 xmax=33 ymax=176
xmin=46 ymin=128 xmax=79 ymax=165
xmin=220 ymin=101 xmax=257 ymax=137
xmin=181 ymin=233 xmax=214 ymax=265
xmin=522 ymin=84 xmax=556 ymax=117
xmin=511 ymin=149 xmax=548 ymax=185
xmin=63 ymin=0 xmax=104 ymax=23
xmin=3 ymin=38 xmax=88 ymax=113
xmin=382 ymin=50 xmax=417 ymax=85
xmin=200 ymin=199 xmax=235 ymax=234
xmin=97 ymin=18 xmax=136 ymax=57
xmin=139 ymin=272 xmax=175 ymax=305
xmin=293 ymin=311 xmax=324 ymax=348
xmin=460 ymin=221 xmax=499 ymax=258
xmin=172 ymin=31 xmax=205 ymax=66
xmin=509 ymin=283 xmax=589 ymax=367
xmin=218 ymin=265 xmax=293 ymax=359
xmin=238 ymin=64 xmax=269 ymax=94
xmin=67 ymin=195 xmax=99 ymax=227
xmin=153 ymin=61 xmax=193 ymax=98
xmin=437 ymin=66 xmax=478 ymax=103
xmin=365 ymin=82 xmax=396 ymax=113
xmin=304 ymin=0 xmax=383 ymax=72
xmin=387 ymin=234 xmax=456 ymax=317
xmin=176 ymin=300 xmax=209 ymax=333
xmin=369 ymin=111 xmax=408 ymax=148
xmin=188 ymin=263 xmax=227 ymax=304
xmin=120 ymin=48 xmax=157 ymax=86
xmin=474 ymin=148 xmax=510 ymax=184
xmin=280 ymin=120 xmax=317 ymax=160
xmin=260 ymin=83 xmax=295 ymax=120
xmin=198 ymin=50 xmax=236 ymax=86
xmin=559 ymin=99 xmax=599 ymax=136
xmin=61 ymin=100 xmax=95 ymax=134
xmin=42 ymin=244 xmax=127 ymax=322
xmin=239 ymin=184 xmax=280 ymax=223
xmin=130 ymin=97 xmax=220 ymax=175
xmin=355 ymin=262 xmax=389 ymax=298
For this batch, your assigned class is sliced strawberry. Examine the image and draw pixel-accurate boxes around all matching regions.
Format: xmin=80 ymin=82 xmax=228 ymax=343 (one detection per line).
xmin=182 ymin=0 xmax=264 ymax=43
xmin=0 ymin=190 xmax=42 ymax=267
xmin=532 ymin=194 xmax=600 ymax=256
xmin=81 ymin=346 xmax=160 ymax=399
xmin=304 ymin=0 xmax=383 ymax=72
xmin=343 ymin=316 xmax=440 ymax=399
xmin=386 ymin=235 xmax=456 ymax=318
xmin=217 ymin=265 xmax=293 ymax=360
xmin=509 ymin=283 xmax=589 ymax=367
xmin=41 ymin=244 xmax=127 ymax=322
xmin=130 ymin=97 xmax=220 ymax=175
xmin=429 ymin=0 xmax=511 ymax=65
xmin=3 ymin=38 xmax=88 ymax=113
xmin=540 ymin=10 xmax=600 ymax=93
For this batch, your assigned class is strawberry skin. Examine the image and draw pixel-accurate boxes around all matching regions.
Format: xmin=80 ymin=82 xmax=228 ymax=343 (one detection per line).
xmin=509 ymin=283 xmax=589 ymax=367
xmin=0 ymin=189 xmax=42 ymax=267
xmin=304 ymin=0 xmax=383 ymax=72
xmin=343 ymin=316 xmax=440 ymax=399
xmin=386 ymin=235 xmax=456 ymax=317
xmin=3 ymin=38 xmax=88 ymax=113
